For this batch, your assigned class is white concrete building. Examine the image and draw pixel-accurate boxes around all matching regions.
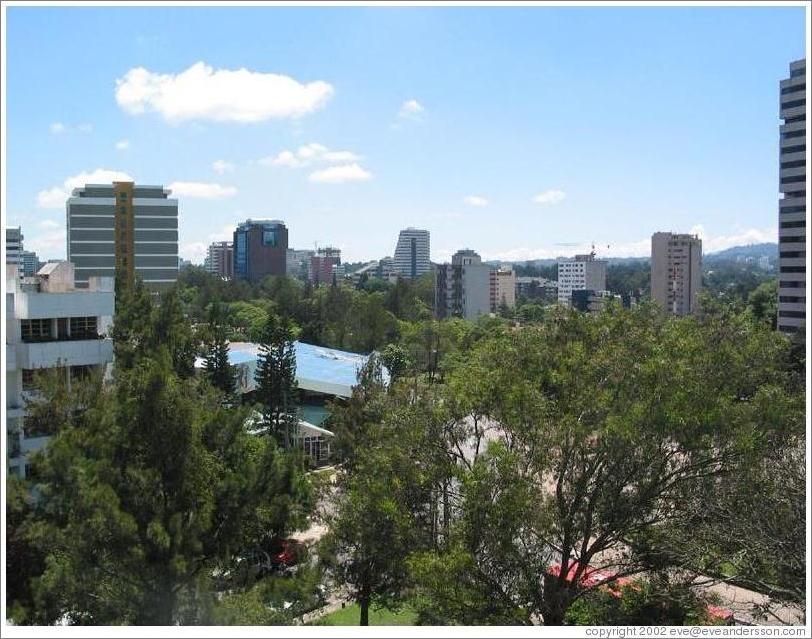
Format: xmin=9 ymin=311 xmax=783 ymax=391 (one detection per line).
xmin=557 ymin=253 xmax=607 ymax=306
xmin=6 ymin=261 xmax=114 ymax=478
xmin=205 ymin=240 xmax=234 ymax=279
xmin=436 ymin=249 xmax=493 ymax=320
xmin=393 ymin=228 xmax=431 ymax=279
xmin=778 ymin=58 xmax=806 ymax=334
xmin=490 ymin=266 xmax=516 ymax=312
xmin=286 ymin=248 xmax=315 ymax=280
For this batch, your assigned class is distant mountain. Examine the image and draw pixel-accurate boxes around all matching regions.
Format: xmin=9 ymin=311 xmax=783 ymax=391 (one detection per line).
xmin=705 ymin=242 xmax=777 ymax=261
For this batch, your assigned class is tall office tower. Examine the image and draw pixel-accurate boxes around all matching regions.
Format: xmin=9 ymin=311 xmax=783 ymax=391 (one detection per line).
xmin=66 ymin=182 xmax=178 ymax=289
xmin=557 ymin=252 xmax=607 ymax=306
xmin=310 ymin=246 xmax=342 ymax=285
xmin=435 ymin=249 xmax=492 ymax=320
xmin=490 ymin=266 xmax=516 ymax=312
xmin=650 ymin=232 xmax=702 ymax=316
xmin=233 ymin=219 xmax=289 ymax=282
xmin=778 ymin=58 xmax=806 ymax=333
xmin=19 ymin=251 xmax=41 ymax=276
xmin=204 ymin=240 xmax=234 ymax=279
xmin=6 ymin=261 xmax=114 ymax=478
xmin=393 ymin=228 xmax=431 ymax=278
xmin=6 ymin=227 xmax=23 ymax=267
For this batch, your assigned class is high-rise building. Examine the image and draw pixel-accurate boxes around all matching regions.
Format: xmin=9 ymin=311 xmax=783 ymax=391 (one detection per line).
xmin=205 ymin=241 xmax=234 ymax=279
xmin=557 ymin=253 xmax=607 ymax=306
xmin=393 ymin=228 xmax=431 ymax=279
xmin=435 ymin=249 xmax=492 ymax=320
xmin=490 ymin=266 xmax=516 ymax=312
xmin=6 ymin=227 xmax=23 ymax=267
xmin=6 ymin=261 xmax=114 ymax=478
xmin=310 ymin=247 xmax=341 ymax=285
xmin=66 ymin=182 xmax=178 ymax=289
xmin=286 ymin=248 xmax=315 ymax=281
xmin=650 ymin=232 xmax=702 ymax=316
xmin=19 ymin=250 xmax=41 ymax=276
xmin=778 ymin=58 xmax=806 ymax=333
xmin=233 ymin=219 xmax=288 ymax=282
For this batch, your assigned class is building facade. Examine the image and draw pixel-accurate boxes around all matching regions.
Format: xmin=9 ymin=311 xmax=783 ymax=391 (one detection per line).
xmin=490 ymin=266 xmax=516 ymax=312
xmin=435 ymin=249 xmax=492 ymax=320
xmin=6 ymin=227 xmax=23 ymax=267
xmin=286 ymin=248 xmax=315 ymax=281
xmin=571 ymin=289 xmax=621 ymax=313
xmin=393 ymin=228 xmax=431 ymax=279
xmin=778 ymin=58 xmax=806 ymax=333
xmin=557 ymin=253 xmax=607 ymax=306
xmin=516 ymin=276 xmax=558 ymax=303
xmin=19 ymin=250 xmax=41 ymax=277
xmin=233 ymin=219 xmax=289 ymax=283
xmin=66 ymin=182 xmax=178 ymax=289
xmin=204 ymin=241 xmax=234 ymax=279
xmin=650 ymin=232 xmax=702 ymax=316
xmin=6 ymin=261 xmax=114 ymax=478
xmin=310 ymin=247 xmax=342 ymax=285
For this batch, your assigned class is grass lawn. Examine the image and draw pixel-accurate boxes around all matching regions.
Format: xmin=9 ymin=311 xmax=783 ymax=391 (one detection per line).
xmin=314 ymin=603 xmax=417 ymax=626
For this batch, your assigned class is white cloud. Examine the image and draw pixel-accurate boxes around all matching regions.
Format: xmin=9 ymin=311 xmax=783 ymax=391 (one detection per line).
xmin=180 ymin=242 xmax=208 ymax=263
xmin=398 ymin=99 xmax=425 ymax=121
xmin=26 ymin=228 xmax=67 ymax=259
xmin=50 ymin=122 xmax=66 ymax=134
xmin=308 ymin=163 xmax=372 ymax=184
xmin=77 ymin=123 xmax=93 ymax=133
xmin=532 ymin=189 xmax=567 ymax=205
xmin=260 ymin=142 xmax=359 ymax=168
xmin=464 ymin=195 xmax=489 ymax=207
xmin=37 ymin=219 xmax=61 ymax=230
xmin=49 ymin=122 xmax=92 ymax=135
xmin=689 ymin=224 xmax=777 ymax=253
xmin=115 ymin=61 xmax=334 ymax=123
xmin=37 ymin=168 xmax=134 ymax=209
xmin=168 ymin=181 xmax=237 ymax=199
xmin=116 ymin=139 xmax=130 ymax=151
xmin=212 ymin=159 xmax=235 ymax=174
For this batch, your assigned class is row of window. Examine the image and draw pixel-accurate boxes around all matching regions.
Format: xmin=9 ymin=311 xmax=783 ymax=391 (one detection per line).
xmin=779 ymin=296 xmax=806 ymax=304
xmin=781 ymin=159 xmax=806 ymax=169
xmin=781 ymin=83 xmax=806 ymax=95
xmin=22 ymin=365 xmax=96 ymax=391
xmin=782 ymin=143 xmax=806 ymax=154
xmin=780 ymin=207 xmax=806 ymax=216
xmin=780 ymin=219 xmax=806 ymax=228
xmin=780 ymin=281 xmax=804 ymax=288
xmin=20 ymin=317 xmax=99 ymax=342
xmin=780 ymin=251 xmax=805 ymax=259
xmin=780 ymin=236 xmax=806 ymax=244
xmin=781 ymin=129 xmax=805 ymax=139
xmin=778 ymin=310 xmax=805 ymax=319
xmin=780 ymin=175 xmax=806 ymax=184
xmin=780 ymin=98 xmax=806 ymax=110
xmin=780 ymin=266 xmax=806 ymax=273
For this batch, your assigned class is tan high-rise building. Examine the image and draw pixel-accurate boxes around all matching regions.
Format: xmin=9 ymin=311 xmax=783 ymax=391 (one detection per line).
xmin=651 ymin=232 xmax=702 ymax=316
xmin=490 ymin=266 xmax=516 ymax=312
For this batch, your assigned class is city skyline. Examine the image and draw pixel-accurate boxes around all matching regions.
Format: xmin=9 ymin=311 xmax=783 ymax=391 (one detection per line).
xmin=4 ymin=5 xmax=807 ymax=264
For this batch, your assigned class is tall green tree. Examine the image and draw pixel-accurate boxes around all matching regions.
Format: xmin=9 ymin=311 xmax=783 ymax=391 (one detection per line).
xmin=203 ymin=301 xmax=236 ymax=397
xmin=255 ymin=314 xmax=299 ymax=450
xmin=14 ymin=350 xmax=311 ymax=625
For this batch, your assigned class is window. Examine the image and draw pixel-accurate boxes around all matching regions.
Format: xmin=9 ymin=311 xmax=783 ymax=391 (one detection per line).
xmin=21 ymin=319 xmax=52 ymax=342
xmin=781 ymin=266 xmax=806 ymax=273
xmin=70 ymin=365 xmax=94 ymax=383
xmin=782 ymin=129 xmax=806 ymax=139
xmin=781 ymin=84 xmax=805 ymax=95
xmin=780 ymin=236 xmax=806 ymax=244
xmin=782 ymin=144 xmax=806 ymax=154
xmin=781 ymin=175 xmax=806 ymax=184
xmin=70 ymin=316 xmax=98 ymax=339
xmin=781 ymin=159 xmax=806 ymax=169
xmin=780 ymin=209 xmax=806 ymax=218
xmin=780 ymin=251 xmax=805 ymax=259
xmin=779 ymin=310 xmax=806 ymax=319
xmin=780 ymin=280 xmax=804 ymax=288
xmin=262 ymin=230 xmax=278 ymax=247
xmin=781 ymin=98 xmax=805 ymax=110
xmin=779 ymin=296 xmax=806 ymax=304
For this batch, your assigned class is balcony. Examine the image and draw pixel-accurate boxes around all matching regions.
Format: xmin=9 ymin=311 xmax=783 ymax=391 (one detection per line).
xmin=17 ymin=338 xmax=113 ymax=369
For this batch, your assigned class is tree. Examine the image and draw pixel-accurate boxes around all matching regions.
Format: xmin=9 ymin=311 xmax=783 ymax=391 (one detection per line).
xmin=202 ymin=301 xmax=236 ymax=397
xmin=404 ymin=304 xmax=802 ymax=625
xmin=15 ymin=351 xmax=312 ymax=625
xmin=379 ymin=343 xmax=411 ymax=385
xmin=747 ymin=279 xmax=778 ymax=329
xmin=255 ymin=314 xmax=299 ymax=450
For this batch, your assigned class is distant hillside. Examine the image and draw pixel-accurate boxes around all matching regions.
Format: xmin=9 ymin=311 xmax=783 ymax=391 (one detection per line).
xmin=705 ymin=242 xmax=777 ymax=261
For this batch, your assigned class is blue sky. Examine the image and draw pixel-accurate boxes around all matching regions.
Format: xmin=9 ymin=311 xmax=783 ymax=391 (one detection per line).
xmin=4 ymin=5 xmax=807 ymax=263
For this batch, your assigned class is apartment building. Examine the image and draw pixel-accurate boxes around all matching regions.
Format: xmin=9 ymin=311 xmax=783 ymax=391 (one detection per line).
xmin=650 ymin=232 xmax=702 ymax=316
xmin=435 ymin=249 xmax=492 ymax=320
xmin=490 ymin=266 xmax=516 ymax=312
xmin=204 ymin=240 xmax=234 ymax=279
xmin=310 ymin=247 xmax=342 ymax=285
xmin=286 ymin=248 xmax=315 ymax=281
xmin=393 ymin=228 xmax=431 ymax=279
xmin=233 ymin=219 xmax=288 ymax=282
xmin=66 ymin=182 xmax=178 ymax=289
xmin=20 ymin=250 xmax=41 ymax=277
xmin=778 ymin=58 xmax=806 ymax=333
xmin=6 ymin=261 xmax=114 ymax=478
xmin=557 ymin=253 xmax=607 ymax=306
xmin=6 ymin=227 xmax=23 ymax=267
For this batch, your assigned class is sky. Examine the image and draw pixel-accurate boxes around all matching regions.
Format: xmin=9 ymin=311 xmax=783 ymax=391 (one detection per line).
xmin=3 ymin=4 xmax=808 ymax=264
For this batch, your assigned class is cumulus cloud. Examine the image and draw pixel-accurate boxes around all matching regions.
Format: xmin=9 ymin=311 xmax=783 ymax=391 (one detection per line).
xmin=308 ymin=163 xmax=372 ymax=184
xmin=168 ymin=181 xmax=237 ymax=199
xmin=689 ymin=224 xmax=777 ymax=253
xmin=464 ymin=195 xmax=489 ymax=207
xmin=26 ymin=228 xmax=67 ymax=259
xmin=38 ymin=219 xmax=61 ymax=230
xmin=37 ymin=168 xmax=134 ymax=208
xmin=50 ymin=122 xmax=66 ymax=134
xmin=116 ymin=139 xmax=130 ymax=151
xmin=532 ymin=189 xmax=567 ymax=205
xmin=212 ymin=159 xmax=235 ymax=174
xmin=115 ymin=61 xmax=334 ymax=123
xmin=179 ymin=242 xmax=208 ymax=264
xmin=398 ymin=99 xmax=425 ymax=121
xmin=50 ymin=122 xmax=92 ymax=135
xmin=260 ymin=142 xmax=360 ymax=168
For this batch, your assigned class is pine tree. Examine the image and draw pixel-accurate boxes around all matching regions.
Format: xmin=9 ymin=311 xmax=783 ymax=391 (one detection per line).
xmin=254 ymin=314 xmax=299 ymax=450
xmin=203 ymin=302 xmax=236 ymax=397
